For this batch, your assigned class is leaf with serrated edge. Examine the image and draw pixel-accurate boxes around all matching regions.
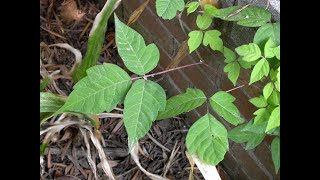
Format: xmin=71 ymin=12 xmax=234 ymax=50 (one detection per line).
xmin=157 ymin=88 xmax=206 ymax=120
xmin=249 ymin=58 xmax=269 ymax=84
xmin=124 ymin=79 xmax=166 ymax=151
xmin=188 ymin=31 xmax=203 ymax=53
xmin=203 ymin=30 xmax=223 ymax=52
xmin=156 ymin=0 xmax=185 ymax=19
xmin=228 ymin=124 xmax=254 ymax=143
xmin=254 ymin=23 xmax=280 ymax=49
xmin=186 ymin=113 xmax=228 ymax=165
xmin=40 ymin=92 xmax=66 ymax=113
xmin=235 ymin=43 xmax=261 ymax=62
xmin=115 ymin=15 xmax=160 ymax=75
xmin=210 ymin=91 xmax=244 ymax=125
xmin=249 ymin=95 xmax=267 ymax=108
xmin=271 ymin=137 xmax=280 ymax=174
xmin=223 ymin=47 xmax=236 ymax=63
xmin=263 ymin=82 xmax=274 ymax=100
xmin=57 ymin=64 xmax=132 ymax=114
xmin=224 ymin=62 xmax=240 ymax=86
xmin=186 ymin=2 xmax=200 ymax=15
xmin=196 ymin=13 xmax=213 ymax=30
xmin=266 ymin=106 xmax=280 ymax=132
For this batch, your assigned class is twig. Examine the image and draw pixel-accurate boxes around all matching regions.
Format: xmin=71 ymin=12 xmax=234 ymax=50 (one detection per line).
xmin=40 ymin=26 xmax=67 ymax=40
xmin=227 ymin=4 xmax=251 ymax=18
xmin=226 ymin=84 xmax=246 ymax=93
xmin=131 ymin=61 xmax=203 ymax=81
xmin=147 ymin=133 xmax=171 ymax=152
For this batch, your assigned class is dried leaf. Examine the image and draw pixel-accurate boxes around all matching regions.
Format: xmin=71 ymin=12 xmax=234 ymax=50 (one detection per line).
xmin=200 ymin=0 xmax=220 ymax=10
xmin=127 ymin=0 xmax=150 ymax=26
xmin=185 ymin=151 xmax=195 ymax=180
xmin=82 ymin=125 xmax=116 ymax=180
xmin=188 ymin=152 xmax=222 ymax=180
xmin=80 ymin=128 xmax=98 ymax=180
xmin=49 ymin=43 xmax=82 ymax=75
xmin=166 ymin=41 xmax=188 ymax=70
xmin=60 ymin=0 xmax=85 ymax=23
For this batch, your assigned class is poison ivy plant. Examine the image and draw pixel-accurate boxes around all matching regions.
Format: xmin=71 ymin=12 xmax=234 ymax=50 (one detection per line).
xmin=185 ymin=2 xmax=200 ymax=15
xmin=157 ymin=88 xmax=206 ymax=120
xmin=271 ymin=137 xmax=280 ymax=173
xmin=188 ymin=31 xmax=203 ymax=53
xmin=57 ymin=64 xmax=132 ymax=114
xmin=115 ymin=14 xmax=160 ymax=75
xmin=210 ymin=91 xmax=244 ymax=126
xmin=41 ymin=1 xmax=280 ymax=177
xmin=186 ymin=113 xmax=228 ymax=165
xmin=124 ymin=79 xmax=166 ymax=150
xmin=155 ymin=0 xmax=185 ymax=20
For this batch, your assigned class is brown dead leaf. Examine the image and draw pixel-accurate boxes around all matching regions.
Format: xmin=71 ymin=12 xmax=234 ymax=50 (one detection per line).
xmin=127 ymin=0 xmax=150 ymax=26
xmin=60 ymin=0 xmax=85 ymax=23
xmin=166 ymin=41 xmax=189 ymax=70
xmin=200 ymin=0 xmax=220 ymax=10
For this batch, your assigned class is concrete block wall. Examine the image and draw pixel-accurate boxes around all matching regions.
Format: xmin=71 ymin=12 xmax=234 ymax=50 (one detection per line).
xmin=114 ymin=0 xmax=280 ymax=179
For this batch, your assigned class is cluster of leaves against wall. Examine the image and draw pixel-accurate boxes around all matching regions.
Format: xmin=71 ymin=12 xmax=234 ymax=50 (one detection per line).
xmin=40 ymin=0 xmax=280 ymax=176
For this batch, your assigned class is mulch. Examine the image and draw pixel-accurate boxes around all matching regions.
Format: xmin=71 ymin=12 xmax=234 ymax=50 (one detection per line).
xmin=40 ymin=0 xmax=209 ymax=179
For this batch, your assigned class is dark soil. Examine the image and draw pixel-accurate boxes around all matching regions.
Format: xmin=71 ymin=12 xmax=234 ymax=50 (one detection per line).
xmin=40 ymin=0 xmax=222 ymax=179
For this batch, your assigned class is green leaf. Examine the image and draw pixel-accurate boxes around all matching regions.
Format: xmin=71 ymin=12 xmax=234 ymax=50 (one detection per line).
xmin=254 ymin=23 xmax=280 ymax=49
xmin=196 ymin=13 xmax=213 ymax=30
xmin=249 ymin=58 xmax=269 ymax=84
xmin=267 ymin=126 xmax=280 ymax=136
xmin=188 ymin=30 xmax=203 ymax=53
xmin=124 ymin=79 xmax=166 ymax=150
xmin=245 ymin=133 xmax=265 ymax=150
xmin=267 ymin=89 xmax=280 ymax=106
xmin=157 ymin=88 xmax=206 ymax=120
xmin=115 ymin=15 xmax=160 ymax=75
xmin=217 ymin=6 xmax=271 ymax=27
xmin=58 ymin=64 xmax=132 ymax=114
xmin=223 ymin=47 xmax=236 ymax=63
xmin=203 ymin=30 xmax=223 ymax=52
xmin=272 ymin=46 xmax=280 ymax=60
xmin=275 ymin=68 xmax=280 ymax=92
xmin=73 ymin=0 xmax=120 ymax=81
xmin=242 ymin=119 xmax=268 ymax=134
xmin=249 ymin=95 xmax=268 ymax=108
xmin=40 ymin=77 xmax=51 ymax=92
xmin=269 ymin=68 xmax=278 ymax=81
xmin=228 ymin=124 xmax=254 ymax=143
xmin=40 ymin=92 xmax=66 ymax=113
xmin=224 ymin=62 xmax=240 ymax=86
xmin=266 ymin=106 xmax=280 ymax=132
xmin=156 ymin=0 xmax=185 ymax=20
xmin=204 ymin=4 xmax=221 ymax=17
xmin=264 ymin=38 xmax=277 ymax=58
xmin=235 ymin=43 xmax=261 ymax=62
xmin=271 ymin=137 xmax=280 ymax=174
xmin=210 ymin=91 xmax=244 ymax=126
xmin=253 ymin=108 xmax=270 ymax=124
xmin=263 ymin=82 xmax=274 ymax=100
xmin=186 ymin=2 xmax=200 ymax=15
xmin=186 ymin=113 xmax=228 ymax=165
xmin=238 ymin=58 xmax=258 ymax=69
